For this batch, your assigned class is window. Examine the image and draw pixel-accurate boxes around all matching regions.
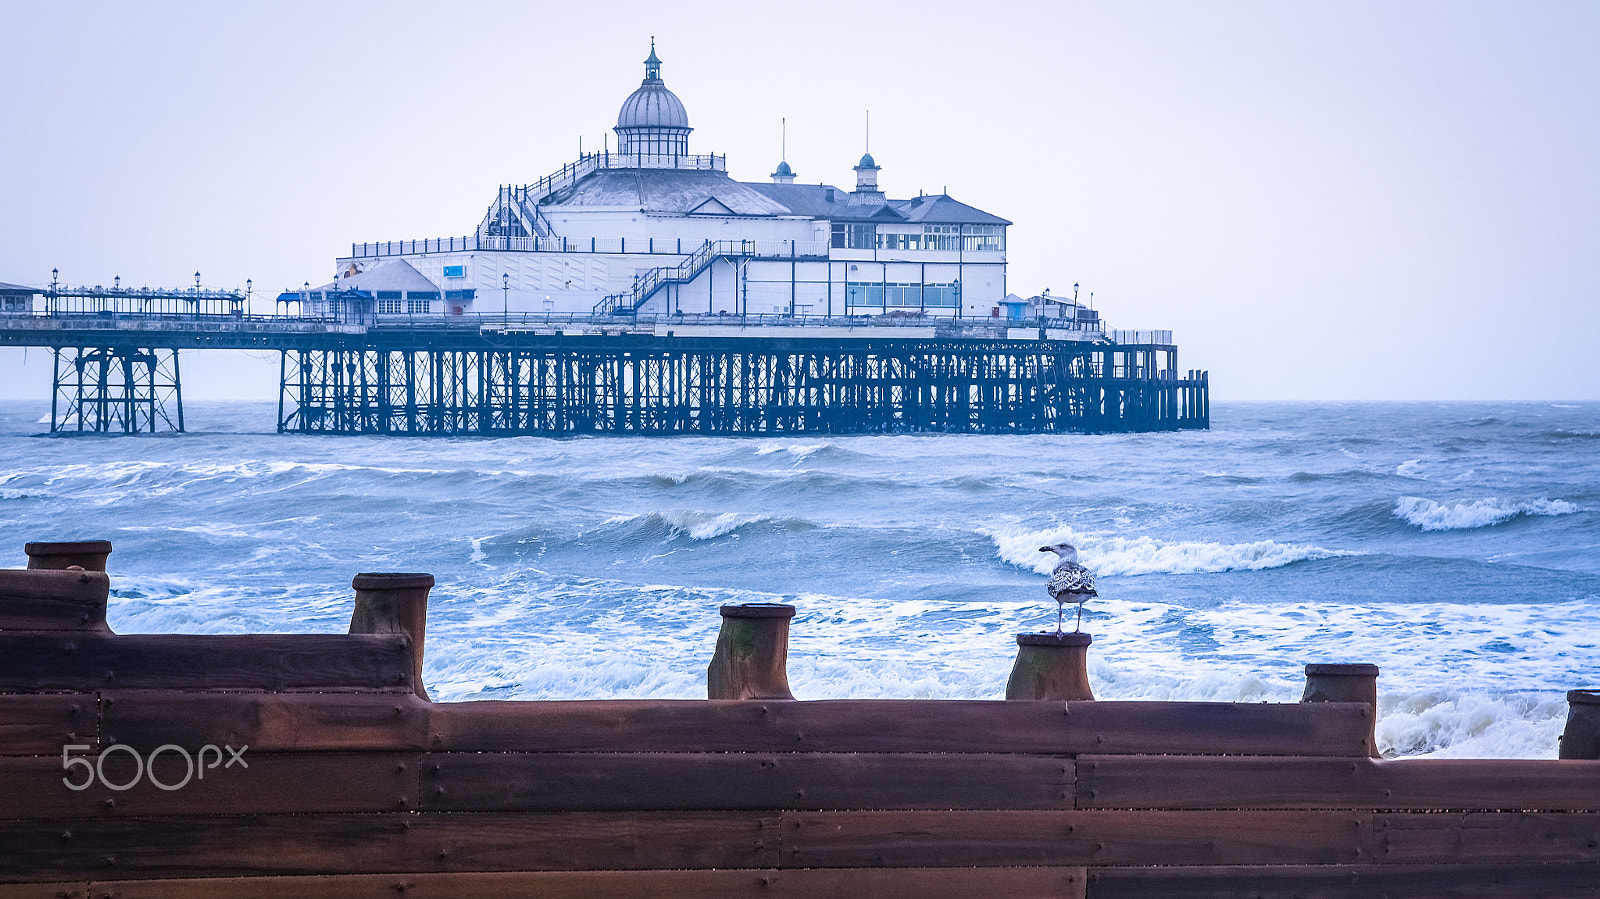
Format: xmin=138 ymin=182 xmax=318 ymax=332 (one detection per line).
xmin=844 ymin=281 xmax=961 ymax=313
xmin=378 ymin=299 xmax=403 ymax=314
xmin=407 ymin=299 xmax=431 ymax=314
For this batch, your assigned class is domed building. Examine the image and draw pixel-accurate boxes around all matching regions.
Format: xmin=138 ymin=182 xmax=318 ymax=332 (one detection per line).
xmin=321 ymin=42 xmax=1043 ymax=326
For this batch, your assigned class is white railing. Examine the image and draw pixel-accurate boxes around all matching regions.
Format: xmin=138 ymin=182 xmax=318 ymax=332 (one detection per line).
xmin=349 ymin=236 xmax=831 ymax=260
xmin=1110 ymin=330 xmax=1173 ymax=345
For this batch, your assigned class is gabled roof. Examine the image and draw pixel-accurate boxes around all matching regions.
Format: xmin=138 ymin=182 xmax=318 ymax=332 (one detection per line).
xmin=0 ymin=281 xmax=40 ymax=293
xmin=687 ymin=196 xmax=737 ymax=216
xmin=741 ymin=183 xmax=1008 ymax=225
xmin=893 ymin=194 xmax=1012 ymax=226
xmin=315 ymin=258 xmax=439 ymax=294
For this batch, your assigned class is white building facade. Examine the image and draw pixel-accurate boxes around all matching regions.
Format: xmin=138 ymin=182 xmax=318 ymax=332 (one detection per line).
xmin=303 ymin=43 xmax=1012 ymax=321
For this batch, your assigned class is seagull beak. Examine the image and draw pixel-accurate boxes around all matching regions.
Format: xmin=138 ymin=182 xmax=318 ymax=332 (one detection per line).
xmin=1038 ymin=546 xmax=1050 ymax=553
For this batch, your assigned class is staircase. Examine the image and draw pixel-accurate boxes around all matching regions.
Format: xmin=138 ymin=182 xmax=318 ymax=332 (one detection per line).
xmin=594 ymin=240 xmax=756 ymax=315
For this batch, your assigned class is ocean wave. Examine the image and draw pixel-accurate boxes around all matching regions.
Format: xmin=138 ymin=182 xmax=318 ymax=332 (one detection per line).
xmin=1394 ymin=496 xmax=1578 ymax=531
xmin=1377 ymin=690 xmax=1567 ymax=759
xmin=983 ymin=525 xmax=1348 ymax=576
xmin=604 ymin=509 xmax=813 ymax=541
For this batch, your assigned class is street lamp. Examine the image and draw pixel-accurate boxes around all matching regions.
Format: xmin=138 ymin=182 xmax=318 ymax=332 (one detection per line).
xmin=502 ymin=273 xmax=509 ymax=318
xmin=113 ymin=276 xmax=120 ymax=291
xmin=194 ymin=271 xmax=202 ymax=292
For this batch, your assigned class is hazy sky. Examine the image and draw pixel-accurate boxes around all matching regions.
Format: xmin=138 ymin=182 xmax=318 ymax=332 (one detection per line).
xmin=3 ymin=1 xmax=1597 ymax=402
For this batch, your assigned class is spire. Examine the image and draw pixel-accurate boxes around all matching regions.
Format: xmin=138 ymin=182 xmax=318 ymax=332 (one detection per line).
xmin=771 ymin=117 xmax=796 ymax=183
xmin=853 ymin=111 xmax=882 ymax=197
xmin=643 ymin=37 xmax=662 ymax=82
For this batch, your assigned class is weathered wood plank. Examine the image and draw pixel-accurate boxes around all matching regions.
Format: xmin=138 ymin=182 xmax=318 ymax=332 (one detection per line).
xmin=1376 ymin=811 xmax=1600 ymax=863
xmin=0 ymin=753 xmax=418 ymax=818
xmin=0 ymin=813 xmax=774 ymax=881
xmin=427 ymin=699 xmax=1369 ymax=755
xmin=427 ymin=699 xmax=1073 ymax=753
xmin=1063 ymin=701 xmax=1372 ymax=757
xmin=0 ymin=695 xmax=98 ymax=756
xmin=779 ymin=809 xmax=1370 ymax=868
xmin=422 ymin=752 xmax=1073 ymax=812
xmin=0 ymin=883 xmax=86 ymax=898
xmin=46 ymin=868 xmax=1088 ymax=899
xmin=100 ymin=692 xmax=431 ymax=752
xmin=1088 ymin=863 xmax=1600 ymax=898
xmin=0 ymin=634 xmax=415 ymax=693
xmin=1078 ymin=756 xmax=1600 ymax=811
xmin=0 ymin=570 xmax=110 ymax=633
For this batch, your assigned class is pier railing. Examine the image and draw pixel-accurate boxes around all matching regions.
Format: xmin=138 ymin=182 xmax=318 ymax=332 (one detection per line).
xmin=349 ymin=235 xmax=828 ymax=260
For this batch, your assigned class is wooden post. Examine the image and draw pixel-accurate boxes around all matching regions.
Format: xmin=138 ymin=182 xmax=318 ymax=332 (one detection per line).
xmin=1302 ymin=663 xmax=1379 ymax=756
xmin=1006 ymin=632 xmax=1094 ymax=701
xmin=707 ymin=603 xmax=795 ymax=700
xmin=349 ymin=573 xmax=434 ymax=701
xmin=1559 ymin=689 xmax=1600 ymax=760
xmin=24 ymin=540 xmax=113 ymax=572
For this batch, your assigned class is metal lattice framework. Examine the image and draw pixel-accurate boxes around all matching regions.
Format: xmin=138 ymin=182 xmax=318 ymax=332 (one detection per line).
xmin=278 ymin=336 xmax=1208 ymax=436
xmin=51 ymin=346 xmax=184 ymax=434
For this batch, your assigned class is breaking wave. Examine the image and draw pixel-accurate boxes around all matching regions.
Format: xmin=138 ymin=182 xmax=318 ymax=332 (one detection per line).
xmin=604 ymin=509 xmax=812 ymax=541
xmin=1394 ymin=496 xmax=1578 ymax=531
xmin=983 ymin=525 xmax=1349 ymax=576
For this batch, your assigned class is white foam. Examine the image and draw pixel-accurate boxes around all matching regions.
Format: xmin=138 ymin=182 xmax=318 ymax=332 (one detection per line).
xmin=1395 ymin=496 xmax=1578 ymax=531
xmin=983 ymin=524 xmax=1348 ymax=576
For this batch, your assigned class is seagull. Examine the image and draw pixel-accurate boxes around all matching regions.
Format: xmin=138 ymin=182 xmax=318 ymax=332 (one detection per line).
xmin=1039 ymin=542 xmax=1097 ymax=633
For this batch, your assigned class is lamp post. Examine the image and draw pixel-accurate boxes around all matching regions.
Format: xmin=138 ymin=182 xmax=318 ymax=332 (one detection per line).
xmin=502 ymin=273 xmax=509 ymax=319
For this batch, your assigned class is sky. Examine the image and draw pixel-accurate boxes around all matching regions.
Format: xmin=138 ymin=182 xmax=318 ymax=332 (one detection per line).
xmin=2 ymin=0 xmax=1597 ymax=402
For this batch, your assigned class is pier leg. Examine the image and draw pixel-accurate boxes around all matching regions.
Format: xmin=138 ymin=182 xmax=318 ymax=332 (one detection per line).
xmin=1302 ymin=663 xmax=1380 ymax=756
xmin=707 ymin=603 xmax=796 ymax=700
xmin=349 ymin=572 xmax=435 ymax=701
xmin=1006 ymin=632 xmax=1094 ymax=701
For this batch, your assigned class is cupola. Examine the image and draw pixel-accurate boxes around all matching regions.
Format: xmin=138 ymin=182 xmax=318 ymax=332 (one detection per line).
xmin=614 ymin=39 xmax=692 ymax=159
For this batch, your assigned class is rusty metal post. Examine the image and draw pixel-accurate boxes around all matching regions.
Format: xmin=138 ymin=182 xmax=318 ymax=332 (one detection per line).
xmin=1302 ymin=663 xmax=1380 ymax=756
xmin=25 ymin=540 xmax=113 ymax=572
xmin=1559 ymin=690 xmax=1600 ymax=760
xmin=349 ymin=573 xmax=434 ymax=701
xmin=707 ymin=603 xmax=795 ymax=700
xmin=1006 ymin=632 xmax=1094 ymax=701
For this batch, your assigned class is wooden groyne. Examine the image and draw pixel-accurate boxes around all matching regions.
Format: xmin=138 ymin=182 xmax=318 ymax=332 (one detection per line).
xmin=3 ymin=542 xmax=1598 ymax=898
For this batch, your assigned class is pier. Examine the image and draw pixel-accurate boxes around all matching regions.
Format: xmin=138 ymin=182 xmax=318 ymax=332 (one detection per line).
xmin=1 ymin=284 xmax=1208 ymax=435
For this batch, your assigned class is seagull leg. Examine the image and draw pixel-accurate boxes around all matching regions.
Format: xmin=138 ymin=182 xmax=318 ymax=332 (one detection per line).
xmin=1075 ymin=602 xmax=1083 ymax=633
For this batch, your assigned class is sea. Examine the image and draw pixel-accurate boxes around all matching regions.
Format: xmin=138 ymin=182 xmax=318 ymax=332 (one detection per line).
xmin=2 ymin=400 xmax=1597 ymax=760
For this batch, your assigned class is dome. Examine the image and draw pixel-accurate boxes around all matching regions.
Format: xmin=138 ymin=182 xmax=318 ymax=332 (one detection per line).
xmin=615 ymin=41 xmax=690 ymax=130
xmin=857 ymin=152 xmax=877 ymax=169
xmin=774 ymin=161 xmax=793 ymax=176
xmin=616 ymin=83 xmax=690 ymax=129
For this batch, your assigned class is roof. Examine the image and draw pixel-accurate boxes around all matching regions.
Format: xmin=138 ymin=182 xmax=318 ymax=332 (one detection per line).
xmin=742 ymin=182 xmax=903 ymax=222
xmin=550 ymin=169 xmax=791 ymax=216
xmin=0 ymin=281 xmax=40 ymax=293
xmin=893 ymin=194 xmax=1012 ymax=226
xmin=316 ymin=258 xmax=439 ymax=294
xmin=742 ymin=183 xmax=1010 ymax=225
